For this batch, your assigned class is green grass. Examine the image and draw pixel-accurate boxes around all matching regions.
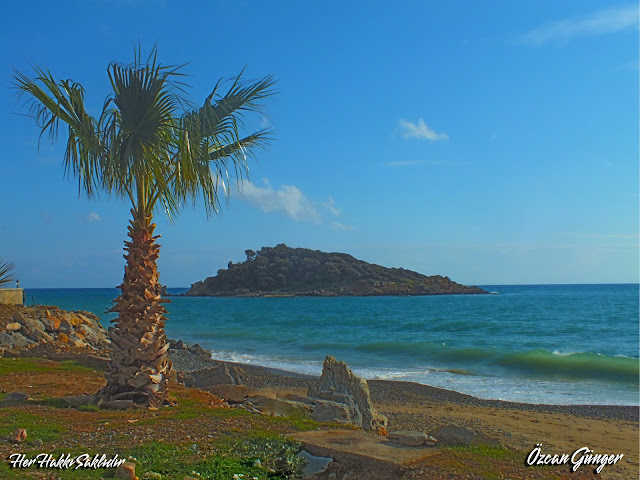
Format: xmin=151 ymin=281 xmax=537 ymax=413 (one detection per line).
xmin=447 ymin=443 xmax=517 ymax=460
xmin=58 ymin=360 xmax=101 ymax=372
xmin=78 ymin=403 xmax=100 ymax=412
xmin=0 ymin=357 xmax=100 ymax=376
xmin=0 ymin=409 xmax=67 ymax=443
xmin=124 ymin=435 xmax=306 ymax=480
xmin=0 ymin=357 xmax=57 ymax=375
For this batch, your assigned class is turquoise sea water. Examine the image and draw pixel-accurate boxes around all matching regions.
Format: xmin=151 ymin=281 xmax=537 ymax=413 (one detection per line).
xmin=24 ymin=284 xmax=639 ymax=406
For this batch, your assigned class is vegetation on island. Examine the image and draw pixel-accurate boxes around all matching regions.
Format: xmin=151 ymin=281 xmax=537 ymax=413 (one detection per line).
xmin=14 ymin=46 xmax=276 ymax=407
xmin=185 ymin=244 xmax=488 ymax=297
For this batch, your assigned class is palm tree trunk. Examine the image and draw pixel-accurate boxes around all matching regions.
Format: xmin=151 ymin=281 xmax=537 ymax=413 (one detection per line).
xmin=99 ymin=209 xmax=172 ymax=407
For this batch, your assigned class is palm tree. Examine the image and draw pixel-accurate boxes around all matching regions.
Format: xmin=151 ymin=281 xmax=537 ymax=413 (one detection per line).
xmin=14 ymin=48 xmax=276 ymax=407
xmin=0 ymin=260 xmax=15 ymax=287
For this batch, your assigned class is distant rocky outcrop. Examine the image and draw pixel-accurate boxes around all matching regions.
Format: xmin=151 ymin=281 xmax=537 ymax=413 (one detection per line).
xmin=184 ymin=244 xmax=488 ymax=297
xmin=307 ymin=356 xmax=387 ymax=432
xmin=0 ymin=305 xmax=109 ymax=355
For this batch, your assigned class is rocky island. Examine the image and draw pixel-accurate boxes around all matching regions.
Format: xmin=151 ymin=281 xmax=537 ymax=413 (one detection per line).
xmin=184 ymin=244 xmax=488 ymax=297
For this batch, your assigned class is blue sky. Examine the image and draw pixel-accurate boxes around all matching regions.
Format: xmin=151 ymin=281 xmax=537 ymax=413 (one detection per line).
xmin=0 ymin=1 xmax=638 ymax=287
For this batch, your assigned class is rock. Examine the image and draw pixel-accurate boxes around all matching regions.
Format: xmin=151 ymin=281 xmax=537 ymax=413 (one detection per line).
xmin=276 ymin=392 xmax=314 ymax=404
xmin=61 ymin=395 xmax=98 ymax=408
xmin=307 ymin=356 xmax=387 ymax=431
xmin=1 ymin=392 xmax=30 ymax=405
xmin=0 ymin=331 xmax=36 ymax=348
xmin=14 ymin=313 xmax=45 ymax=335
xmin=204 ymin=385 xmax=249 ymax=403
xmin=425 ymin=436 xmax=438 ymax=447
xmin=247 ymin=395 xmax=309 ymax=417
xmin=68 ymin=334 xmax=87 ymax=348
xmin=59 ymin=318 xmax=74 ymax=333
xmin=170 ymin=339 xmax=188 ymax=351
xmin=115 ymin=461 xmax=138 ymax=480
xmin=183 ymin=364 xmax=246 ymax=387
xmin=98 ymin=399 xmax=137 ymax=410
xmin=41 ymin=316 xmax=61 ymax=332
xmin=296 ymin=450 xmax=333 ymax=476
xmin=32 ymin=438 xmax=43 ymax=446
xmin=5 ymin=323 xmax=21 ymax=331
xmin=142 ymin=472 xmax=162 ymax=479
xmin=188 ymin=343 xmax=211 ymax=359
xmin=9 ymin=428 xmax=27 ymax=443
xmin=309 ymin=399 xmax=353 ymax=424
xmin=76 ymin=312 xmax=100 ymax=326
xmin=428 ymin=425 xmax=498 ymax=447
xmin=387 ymin=431 xmax=437 ymax=447
xmin=27 ymin=329 xmax=50 ymax=343
xmin=75 ymin=324 xmax=104 ymax=346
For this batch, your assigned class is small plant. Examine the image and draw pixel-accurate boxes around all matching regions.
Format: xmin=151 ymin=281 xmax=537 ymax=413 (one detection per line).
xmin=231 ymin=432 xmax=305 ymax=478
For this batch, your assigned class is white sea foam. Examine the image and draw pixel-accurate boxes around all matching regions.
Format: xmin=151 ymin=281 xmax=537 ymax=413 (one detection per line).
xmin=206 ymin=349 xmax=639 ymax=406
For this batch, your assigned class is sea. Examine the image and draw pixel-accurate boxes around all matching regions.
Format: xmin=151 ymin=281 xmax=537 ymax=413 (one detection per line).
xmin=23 ymin=284 xmax=639 ymax=406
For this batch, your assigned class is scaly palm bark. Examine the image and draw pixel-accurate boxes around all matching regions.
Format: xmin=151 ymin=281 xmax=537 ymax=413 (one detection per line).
xmin=99 ymin=211 xmax=171 ymax=407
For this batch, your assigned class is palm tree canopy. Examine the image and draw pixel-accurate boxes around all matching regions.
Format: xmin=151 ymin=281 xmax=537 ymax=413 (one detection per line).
xmin=14 ymin=47 xmax=276 ymax=220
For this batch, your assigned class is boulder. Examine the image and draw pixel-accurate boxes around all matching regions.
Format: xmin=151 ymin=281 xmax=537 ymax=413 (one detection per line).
xmin=61 ymin=395 xmax=98 ymax=408
xmin=246 ymin=395 xmax=310 ymax=417
xmin=188 ymin=343 xmax=211 ymax=359
xmin=0 ymin=392 xmax=30 ymax=405
xmin=183 ymin=364 xmax=246 ymax=388
xmin=5 ymin=323 xmax=21 ymax=332
xmin=387 ymin=431 xmax=438 ymax=447
xmin=115 ymin=461 xmax=138 ymax=480
xmin=76 ymin=311 xmax=100 ymax=325
xmin=40 ymin=316 xmax=61 ymax=332
xmin=276 ymin=392 xmax=314 ymax=404
xmin=307 ymin=356 xmax=387 ymax=431
xmin=98 ymin=399 xmax=137 ymax=410
xmin=204 ymin=385 xmax=249 ymax=403
xmin=309 ymin=399 xmax=353 ymax=424
xmin=169 ymin=339 xmax=188 ymax=351
xmin=15 ymin=315 xmax=45 ymax=336
xmin=428 ymin=425 xmax=499 ymax=447
xmin=0 ymin=331 xmax=36 ymax=348
xmin=59 ymin=318 xmax=74 ymax=333
xmin=9 ymin=428 xmax=27 ymax=443
xmin=296 ymin=450 xmax=333 ymax=476
xmin=28 ymin=329 xmax=53 ymax=343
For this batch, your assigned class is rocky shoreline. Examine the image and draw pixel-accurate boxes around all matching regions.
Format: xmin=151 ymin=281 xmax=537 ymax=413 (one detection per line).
xmin=1 ymin=305 xmax=638 ymax=479
xmin=1 ymin=305 xmax=636 ymax=423
xmin=168 ymin=344 xmax=639 ymax=422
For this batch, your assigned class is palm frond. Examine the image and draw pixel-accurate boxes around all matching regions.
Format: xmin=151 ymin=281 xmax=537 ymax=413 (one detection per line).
xmin=0 ymin=260 xmax=15 ymax=288
xmin=13 ymin=67 xmax=103 ymax=197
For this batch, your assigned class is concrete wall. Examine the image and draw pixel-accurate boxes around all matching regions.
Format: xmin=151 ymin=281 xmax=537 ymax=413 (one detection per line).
xmin=0 ymin=289 xmax=24 ymax=305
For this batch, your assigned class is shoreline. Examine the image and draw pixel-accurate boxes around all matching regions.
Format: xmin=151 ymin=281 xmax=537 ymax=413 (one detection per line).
xmin=170 ymin=346 xmax=639 ymax=478
xmin=169 ymin=347 xmax=639 ymax=421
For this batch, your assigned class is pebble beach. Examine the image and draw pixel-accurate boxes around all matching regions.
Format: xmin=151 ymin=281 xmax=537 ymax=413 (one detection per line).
xmin=170 ymin=346 xmax=639 ymax=479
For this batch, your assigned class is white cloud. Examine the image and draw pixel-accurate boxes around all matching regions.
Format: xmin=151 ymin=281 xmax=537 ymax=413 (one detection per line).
xmin=385 ymin=160 xmax=426 ymax=167
xmin=398 ymin=119 xmax=449 ymax=141
xmin=323 ymin=196 xmax=341 ymax=216
xmin=521 ymin=4 xmax=639 ymax=45
xmin=238 ymin=179 xmax=321 ymax=222
xmin=331 ymin=222 xmax=356 ymax=231
xmin=260 ymin=115 xmax=271 ymax=128
xmin=86 ymin=212 xmax=102 ymax=223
